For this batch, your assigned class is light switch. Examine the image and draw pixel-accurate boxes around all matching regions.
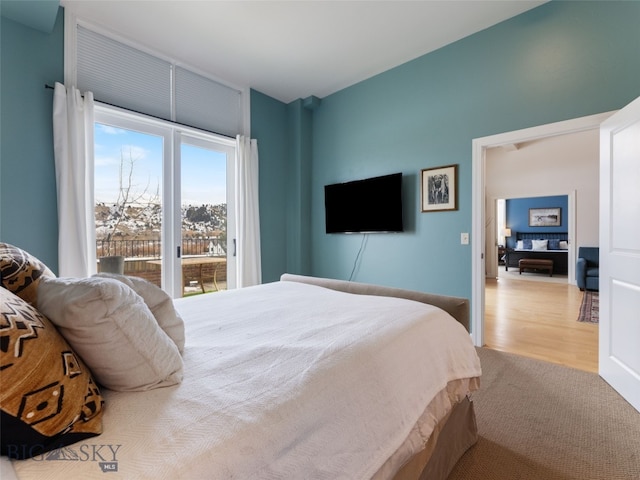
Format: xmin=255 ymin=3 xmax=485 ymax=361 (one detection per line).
xmin=461 ymin=233 xmax=469 ymax=245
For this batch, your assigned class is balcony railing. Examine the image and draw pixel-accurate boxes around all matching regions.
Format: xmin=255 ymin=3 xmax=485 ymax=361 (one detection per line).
xmin=96 ymin=238 xmax=225 ymax=259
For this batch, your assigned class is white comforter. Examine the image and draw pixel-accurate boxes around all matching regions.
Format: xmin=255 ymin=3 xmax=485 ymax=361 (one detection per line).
xmin=11 ymin=281 xmax=481 ymax=480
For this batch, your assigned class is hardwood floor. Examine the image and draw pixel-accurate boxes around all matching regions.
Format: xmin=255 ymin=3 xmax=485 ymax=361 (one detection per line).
xmin=484 ymin=272 xmax=599 ymax=373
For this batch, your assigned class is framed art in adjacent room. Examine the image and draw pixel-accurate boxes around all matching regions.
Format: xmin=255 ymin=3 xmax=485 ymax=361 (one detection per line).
xmin=421 ymin=164 xmax=458 ymax=212
xmin=529 ymin=207 xmax=561 ymax=227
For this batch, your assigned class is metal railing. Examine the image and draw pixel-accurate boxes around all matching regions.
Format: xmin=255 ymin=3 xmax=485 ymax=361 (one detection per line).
xmin=96 ymin=238 xmax=225 ymax=259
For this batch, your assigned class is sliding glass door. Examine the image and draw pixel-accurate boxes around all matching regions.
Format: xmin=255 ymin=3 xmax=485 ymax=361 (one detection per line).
xmin=94 ymin=106 xmax=236 ymax=297
xmin=177 ymin=134 xmax=236 ymax=296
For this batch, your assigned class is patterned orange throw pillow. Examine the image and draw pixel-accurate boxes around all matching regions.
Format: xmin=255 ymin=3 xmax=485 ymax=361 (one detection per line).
xmin=0 ymin=288 xmax=104 ymax=459
xmin=0 ymin=242 xmax=55 ymax=306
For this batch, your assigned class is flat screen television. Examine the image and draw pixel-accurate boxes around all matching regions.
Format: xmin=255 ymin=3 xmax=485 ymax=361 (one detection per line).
xmin=324 ymin=173 xmax=403 ymax=234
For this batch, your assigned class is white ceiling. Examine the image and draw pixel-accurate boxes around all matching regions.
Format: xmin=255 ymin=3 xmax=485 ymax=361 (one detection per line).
xmin=60 ymin=1 xmax=547 ymax=104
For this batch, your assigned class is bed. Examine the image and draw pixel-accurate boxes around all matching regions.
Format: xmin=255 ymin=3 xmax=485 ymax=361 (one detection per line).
xmin=1 ymin=243 xmax=481 ymax=480
xmin=504 ymin=231 xmax=569 ymax=275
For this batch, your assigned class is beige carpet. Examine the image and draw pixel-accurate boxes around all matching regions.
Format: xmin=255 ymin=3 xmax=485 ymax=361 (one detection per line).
xmin=448 ymin=348 xmax=640 ymax=480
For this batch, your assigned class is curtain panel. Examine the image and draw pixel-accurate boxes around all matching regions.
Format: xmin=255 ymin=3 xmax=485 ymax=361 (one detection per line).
xmin=235 ymin=135 xmax=262 ymax=287
xmin=52 ymin=83 xmax=96 ymax=277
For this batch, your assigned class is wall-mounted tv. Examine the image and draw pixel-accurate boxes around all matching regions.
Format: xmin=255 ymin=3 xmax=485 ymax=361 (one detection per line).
xmin=324 ymin=173 xmax=403 ymax=234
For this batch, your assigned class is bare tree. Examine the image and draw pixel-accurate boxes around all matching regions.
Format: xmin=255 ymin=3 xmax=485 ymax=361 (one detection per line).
xmin=100 ymin=147 xmax=160 ymax=255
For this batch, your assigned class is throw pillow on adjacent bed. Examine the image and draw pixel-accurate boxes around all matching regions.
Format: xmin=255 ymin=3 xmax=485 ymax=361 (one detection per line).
xmin=0 ymin=242 xmax=55 ymax=306
xmin=548 ymin=239 xmax=561 ymax=250
xmin=0 ymin=288 xmax=104 ymax=460
xmin=93 ymin=272 xmax=185 ymax=353
xmin=531 ymin=239 xmax=548 ymax=251
xmin=37 ymin=276 xmax=184 ymax=392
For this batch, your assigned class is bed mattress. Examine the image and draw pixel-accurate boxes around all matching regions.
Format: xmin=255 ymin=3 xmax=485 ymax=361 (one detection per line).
xmin=9 ymin=281 xmax=481 ymax=479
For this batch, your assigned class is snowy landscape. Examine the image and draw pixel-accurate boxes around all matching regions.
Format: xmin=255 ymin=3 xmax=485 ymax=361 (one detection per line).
xmin=95 ymin=202 xmax=226 ymax=257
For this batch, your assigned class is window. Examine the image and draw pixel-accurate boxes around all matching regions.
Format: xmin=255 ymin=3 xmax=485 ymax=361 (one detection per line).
xmin=94 ymin=106 xmax=236 ymax=297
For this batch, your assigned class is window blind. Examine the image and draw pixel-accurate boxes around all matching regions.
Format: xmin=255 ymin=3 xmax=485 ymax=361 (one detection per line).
xmin=77 ymin=26 xmax=172 ymax=120
xmin=76 ymin=25 xmax=243 ymax=136
xmin=175 ymin=67 xmax=241 ymax=138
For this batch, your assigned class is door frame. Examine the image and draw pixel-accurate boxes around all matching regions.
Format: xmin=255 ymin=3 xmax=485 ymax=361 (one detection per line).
xmin=470 ymin=111 xmax=615 ymax=347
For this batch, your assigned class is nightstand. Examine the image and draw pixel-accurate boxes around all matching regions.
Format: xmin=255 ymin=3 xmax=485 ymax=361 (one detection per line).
xmin=498 ymin=245 xmax=506 ymax=266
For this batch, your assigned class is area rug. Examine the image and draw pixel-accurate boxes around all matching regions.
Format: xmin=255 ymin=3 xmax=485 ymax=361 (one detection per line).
xmin=578 ymin=290 xmax=599 ymax=323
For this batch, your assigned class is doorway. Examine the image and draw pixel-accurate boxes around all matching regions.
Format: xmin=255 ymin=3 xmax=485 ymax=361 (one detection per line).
xmin=470 ymin=111 xmax=614 ymax=348
xmin=486 ymin=193 xmax=573 ymax=283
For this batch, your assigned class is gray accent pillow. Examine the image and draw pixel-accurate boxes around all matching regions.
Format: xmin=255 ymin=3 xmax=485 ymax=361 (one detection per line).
xmin=93 ymin=273 xmax=185 ymax=353
xmin=37 ymin=276 xmax=183 ymax=392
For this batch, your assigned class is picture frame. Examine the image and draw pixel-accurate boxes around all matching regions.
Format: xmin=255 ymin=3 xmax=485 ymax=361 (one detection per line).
xmin=529 ymin=207 xmax=561 ymax=227
xmin=421 ymin=164 xmax=458 ymax=212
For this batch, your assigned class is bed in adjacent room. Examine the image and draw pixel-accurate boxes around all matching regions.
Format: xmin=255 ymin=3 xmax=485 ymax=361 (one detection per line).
xmin=1 ymin=243 xmax=481 ymax=480
xmin=504 ymin=231 xmax=569 ymax=275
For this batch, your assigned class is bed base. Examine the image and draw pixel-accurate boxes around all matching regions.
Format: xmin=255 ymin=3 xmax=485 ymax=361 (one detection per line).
xmin=393 ymin=397 xmax=477 ymax=480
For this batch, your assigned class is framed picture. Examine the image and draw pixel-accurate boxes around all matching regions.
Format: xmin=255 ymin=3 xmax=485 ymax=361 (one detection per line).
xmin=529 ymin=207 xmax=561 ymax=227
xmin=421 ymin=164 xmax=458 ymax=212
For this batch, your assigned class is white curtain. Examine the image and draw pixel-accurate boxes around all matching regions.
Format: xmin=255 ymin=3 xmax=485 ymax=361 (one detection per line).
xmin=235 ymin=135 xmax=262 ymax=287
xmin=52 ymin=82 xmax=96 ymax=277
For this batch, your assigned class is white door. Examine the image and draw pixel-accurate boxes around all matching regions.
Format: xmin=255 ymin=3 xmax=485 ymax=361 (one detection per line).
xmin=599 ymin=95 xmax=640 ymax=413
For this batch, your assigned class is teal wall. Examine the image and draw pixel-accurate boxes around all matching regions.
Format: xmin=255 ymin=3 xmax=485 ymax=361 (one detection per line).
xmin=300 ymin=0 xmax=640 ymax=298
xmin=251 ymin=93 xmax=315 ymax=283
xmin=285 ymin=99 xmax=313 ymax=278
xmin=0 ymin=9 xmax=64 ymax=272
xmin=249 ymin=90 xmax=289 ymax=283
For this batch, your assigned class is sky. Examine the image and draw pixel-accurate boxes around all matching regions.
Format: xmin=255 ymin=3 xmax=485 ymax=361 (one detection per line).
xmin=94 ymin=122 xmax=227 ymax=206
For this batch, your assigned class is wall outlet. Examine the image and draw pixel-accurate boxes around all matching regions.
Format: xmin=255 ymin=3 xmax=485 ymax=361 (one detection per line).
xmin=461 ymin=232 xmax=469 ymax=245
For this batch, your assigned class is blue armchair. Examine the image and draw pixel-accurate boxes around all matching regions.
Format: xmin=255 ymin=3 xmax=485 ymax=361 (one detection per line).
xmin=576 ymin=247 xmax=599 ymax=291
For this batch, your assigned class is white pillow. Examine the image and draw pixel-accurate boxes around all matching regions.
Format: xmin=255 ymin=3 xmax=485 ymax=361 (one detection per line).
xmin=37 ymin=276 xmax=183 ymax=392
xmin=516 ymin=240 xmax=524 ymax=250
xmin=559 ymin=240 xmax=569 ymax=249
xmin=94 ymin=273 xmax=185 ymax=353
xmin=532 ymin=239 xmax=548 ymax=251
